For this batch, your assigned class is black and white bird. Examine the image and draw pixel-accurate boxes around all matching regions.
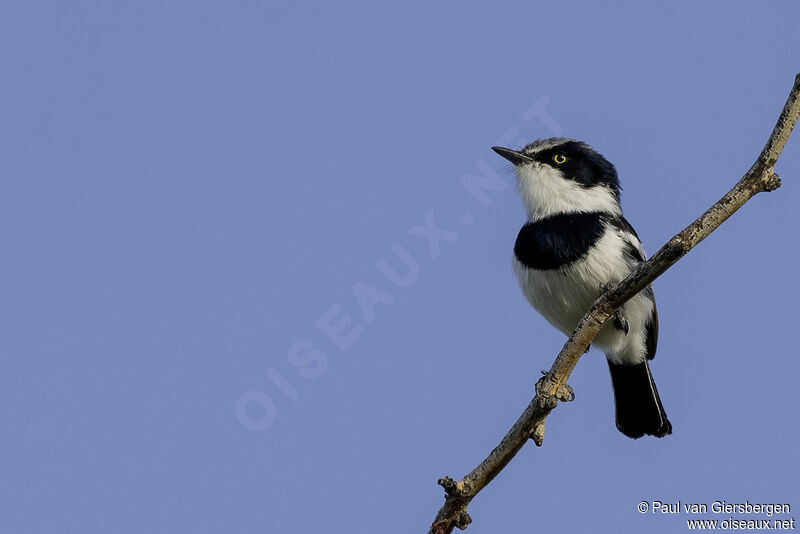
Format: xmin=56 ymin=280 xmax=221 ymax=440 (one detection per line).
xmin=492 ymin=138 xmax=672 ymax=439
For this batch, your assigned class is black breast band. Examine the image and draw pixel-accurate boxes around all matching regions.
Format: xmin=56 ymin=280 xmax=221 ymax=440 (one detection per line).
xmin=514 ymin=212 xmax=606 ymax=270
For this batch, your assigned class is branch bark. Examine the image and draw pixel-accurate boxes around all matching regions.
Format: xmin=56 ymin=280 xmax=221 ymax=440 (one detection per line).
xmin=429 ymin=74 xmax=800 ymax=534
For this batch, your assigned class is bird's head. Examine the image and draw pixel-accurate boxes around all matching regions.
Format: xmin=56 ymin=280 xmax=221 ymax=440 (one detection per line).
xmin=492 ymin=138 xmax=621 ymax=220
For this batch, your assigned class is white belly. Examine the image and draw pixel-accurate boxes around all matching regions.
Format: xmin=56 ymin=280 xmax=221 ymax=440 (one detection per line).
xmin=513 ymin=230 xmax=653 ymax=365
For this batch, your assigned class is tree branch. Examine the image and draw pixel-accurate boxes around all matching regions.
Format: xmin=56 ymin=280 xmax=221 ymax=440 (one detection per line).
xmin=429 ymin=74 xmax=800 ymax=534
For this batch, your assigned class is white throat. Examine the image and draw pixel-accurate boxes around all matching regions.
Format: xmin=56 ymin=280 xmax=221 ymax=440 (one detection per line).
xmin=515 ymin=162 xmax=621 ymax=220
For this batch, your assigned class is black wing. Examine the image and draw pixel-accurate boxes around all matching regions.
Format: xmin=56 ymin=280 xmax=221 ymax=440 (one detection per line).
xmin=644 ymin=286 xmax=658 ymax=360
xmin=605 ymin=214 xmax=659 ymax=359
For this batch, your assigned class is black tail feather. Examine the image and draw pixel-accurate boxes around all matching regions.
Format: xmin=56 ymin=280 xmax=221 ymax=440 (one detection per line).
xmin=607 ymin=360 xmax=672 ymax=439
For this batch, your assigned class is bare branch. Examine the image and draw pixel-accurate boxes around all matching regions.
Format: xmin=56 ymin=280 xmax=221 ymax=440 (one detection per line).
xmin=429 ymin=74 xmax=800 ymax=534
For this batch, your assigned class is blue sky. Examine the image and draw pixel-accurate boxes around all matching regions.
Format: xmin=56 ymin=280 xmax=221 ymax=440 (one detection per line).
xmin=1 ymin=2 xmax=798 ymax=533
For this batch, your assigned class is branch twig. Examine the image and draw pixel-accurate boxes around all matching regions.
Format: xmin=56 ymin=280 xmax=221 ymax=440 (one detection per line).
xmin=429 ymin=74 xmax=800 ymax=534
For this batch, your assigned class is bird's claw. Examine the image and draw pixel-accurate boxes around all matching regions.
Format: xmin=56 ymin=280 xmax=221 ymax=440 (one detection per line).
xmin=613 ymin=312 xmax=629 ymax=335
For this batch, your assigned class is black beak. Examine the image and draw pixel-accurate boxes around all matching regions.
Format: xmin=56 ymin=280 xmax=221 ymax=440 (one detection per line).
xmin=491 ymin=146 xmax=533 ymax=166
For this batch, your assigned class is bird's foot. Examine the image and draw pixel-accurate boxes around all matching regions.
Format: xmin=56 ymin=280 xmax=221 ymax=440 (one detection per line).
xmin=613 ymin=312 xmax=629 ymax=335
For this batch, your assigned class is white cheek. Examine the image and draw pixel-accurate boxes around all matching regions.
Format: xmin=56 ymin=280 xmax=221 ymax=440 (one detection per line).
xmin=515 ymin=164 xmax=620 ymax=220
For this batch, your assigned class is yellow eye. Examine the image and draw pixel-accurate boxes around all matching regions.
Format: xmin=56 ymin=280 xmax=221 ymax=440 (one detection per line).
xmin=553 ymin=154 xmax=567 ymax=164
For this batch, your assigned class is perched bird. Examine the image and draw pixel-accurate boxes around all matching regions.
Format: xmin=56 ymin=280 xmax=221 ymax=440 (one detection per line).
xmin=492 ymin=138 xmax=671 ymax=439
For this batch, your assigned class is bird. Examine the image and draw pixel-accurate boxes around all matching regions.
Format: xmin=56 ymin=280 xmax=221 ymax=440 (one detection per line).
xmin=492 ymin=138 xmax=672 ymax=439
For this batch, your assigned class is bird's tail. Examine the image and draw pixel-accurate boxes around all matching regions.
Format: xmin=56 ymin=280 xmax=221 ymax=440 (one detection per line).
xmin=607 ymin=359 xmax=672 ymax=439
